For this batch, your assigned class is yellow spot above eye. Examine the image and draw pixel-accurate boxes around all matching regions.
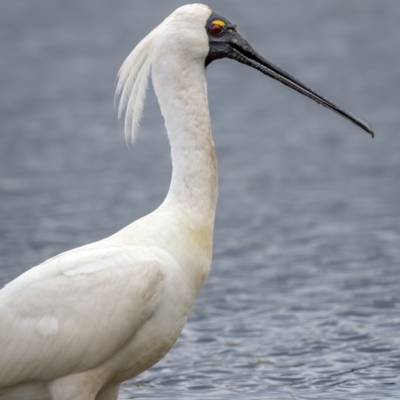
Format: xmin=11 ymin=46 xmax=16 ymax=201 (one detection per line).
xmin=212 ymin=20 xmax=226 ymax=27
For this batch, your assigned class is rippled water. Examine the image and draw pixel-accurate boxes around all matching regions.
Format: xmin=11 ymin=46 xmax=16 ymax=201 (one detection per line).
xmin=1 ymin=1 xmax=400 ymax=399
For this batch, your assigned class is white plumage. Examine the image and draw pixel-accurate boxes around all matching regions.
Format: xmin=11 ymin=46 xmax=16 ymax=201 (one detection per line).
xmin=0 ymin=2 xmax=374 ymax=399
xmin=0 ymin=4 xmax=216 ymax=399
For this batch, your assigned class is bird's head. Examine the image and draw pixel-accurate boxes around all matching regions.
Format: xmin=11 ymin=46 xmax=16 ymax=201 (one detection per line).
xmin=116 ymin=4 xmax=374 ymax=143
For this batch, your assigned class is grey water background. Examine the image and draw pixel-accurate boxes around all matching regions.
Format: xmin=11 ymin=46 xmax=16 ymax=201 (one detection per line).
xmin=0 ymin=0 xmax=399 ymax=398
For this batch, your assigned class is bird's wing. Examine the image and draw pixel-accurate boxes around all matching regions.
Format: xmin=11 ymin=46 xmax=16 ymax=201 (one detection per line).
xmin=0 ymin=244 xmax=172 ymax=386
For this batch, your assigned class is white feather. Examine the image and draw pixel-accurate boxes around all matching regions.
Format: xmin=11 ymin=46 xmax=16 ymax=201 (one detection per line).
xmin=115 ymin=27 xmax=158 ymax=144
xmin=35 ymin=315 xmax=59 ymax=337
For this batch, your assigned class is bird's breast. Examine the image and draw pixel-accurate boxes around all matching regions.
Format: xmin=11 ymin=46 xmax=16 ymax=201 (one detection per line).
xmin=105 ymin=266 xmax=196 ymax=383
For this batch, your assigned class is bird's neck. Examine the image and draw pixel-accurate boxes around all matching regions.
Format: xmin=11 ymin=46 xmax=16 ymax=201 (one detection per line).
xmin=152 ymin=58 xmax=218 ymax=226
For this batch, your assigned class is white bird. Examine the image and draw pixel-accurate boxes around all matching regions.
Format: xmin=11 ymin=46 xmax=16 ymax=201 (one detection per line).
xmin=0 ymin=4 xmax=374 ymax=400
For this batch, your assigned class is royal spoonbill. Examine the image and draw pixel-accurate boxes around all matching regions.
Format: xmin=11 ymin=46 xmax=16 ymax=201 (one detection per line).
xmin=0 ymin=4 xmax=374 ymax=400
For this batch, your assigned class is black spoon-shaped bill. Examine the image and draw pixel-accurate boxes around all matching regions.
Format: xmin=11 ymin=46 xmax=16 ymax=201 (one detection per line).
xmin=205 ymin=14 xmax=374 ymax=138
xmin=227 ymin=34 xmax=374 ymax=138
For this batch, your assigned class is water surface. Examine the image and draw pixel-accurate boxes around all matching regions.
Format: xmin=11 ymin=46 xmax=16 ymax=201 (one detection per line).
xmin=1 ymin=1 xmax=399 ymax=399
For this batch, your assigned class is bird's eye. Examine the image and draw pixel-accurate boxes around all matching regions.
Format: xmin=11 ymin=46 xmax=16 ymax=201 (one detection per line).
xmin=210 ymin=24 xmax=223 ymax=35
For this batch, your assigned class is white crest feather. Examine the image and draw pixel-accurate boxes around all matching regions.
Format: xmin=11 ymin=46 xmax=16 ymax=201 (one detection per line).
xmin=115 ymin=27 xmax=158 ymax=144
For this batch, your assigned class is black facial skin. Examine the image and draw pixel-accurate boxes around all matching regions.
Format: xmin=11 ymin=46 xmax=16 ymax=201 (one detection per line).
xmin=205 ymin=13 xmax=238 ymax=66
xmin=205 ymin=12 xmax=374 ymax=138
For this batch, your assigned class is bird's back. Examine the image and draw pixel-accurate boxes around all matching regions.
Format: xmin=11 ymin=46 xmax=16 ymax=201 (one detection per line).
xmin=0 ymin=238 xmax=169 ymax=388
